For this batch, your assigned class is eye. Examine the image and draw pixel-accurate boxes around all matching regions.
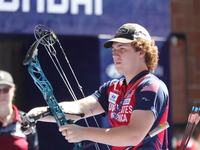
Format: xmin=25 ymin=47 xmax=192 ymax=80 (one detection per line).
xmin=120 ymin=47 xmax=127 ymax=51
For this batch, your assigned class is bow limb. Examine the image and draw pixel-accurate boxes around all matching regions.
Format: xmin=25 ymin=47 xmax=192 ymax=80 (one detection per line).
xmin=23 ymin=24 xmax=108 ymax=150
xmin=23 ymin=46 xmax=82 ymax=150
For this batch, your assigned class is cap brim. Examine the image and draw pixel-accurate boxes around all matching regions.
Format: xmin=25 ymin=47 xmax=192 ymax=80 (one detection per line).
xmin=0 ymin=81 xmax=15 ymax=87
xmin=103 ymin=38 xmax=134 ymax=48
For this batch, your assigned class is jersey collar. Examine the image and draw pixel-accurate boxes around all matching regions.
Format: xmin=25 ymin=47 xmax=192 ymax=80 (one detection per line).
xmin=128 ymin=70 xmax=150 ymax=85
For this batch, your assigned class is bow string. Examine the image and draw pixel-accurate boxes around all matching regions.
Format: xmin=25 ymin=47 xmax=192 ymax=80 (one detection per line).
xmin=23 ymin=25 xmax=105 ymax=150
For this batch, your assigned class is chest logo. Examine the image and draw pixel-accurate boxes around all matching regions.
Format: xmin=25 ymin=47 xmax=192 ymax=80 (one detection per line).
xmin=123 ymin=98 xmax=131 ymax=105
xmin=109 ymin=92 xmax=119 ymax=104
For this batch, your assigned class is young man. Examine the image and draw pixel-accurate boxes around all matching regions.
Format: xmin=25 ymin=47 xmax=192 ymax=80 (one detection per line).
xmin=25 ymin=23 xmax=169 ymax=150
xmin=0 ymin=70 xmax=39 ymax=150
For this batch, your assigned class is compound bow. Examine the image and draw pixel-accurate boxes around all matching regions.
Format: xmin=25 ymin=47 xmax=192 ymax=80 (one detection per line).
xmin=22 ymin=25 xmax=102 ymax=150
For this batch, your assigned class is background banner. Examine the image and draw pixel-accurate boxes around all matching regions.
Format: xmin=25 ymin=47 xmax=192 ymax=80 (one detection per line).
xmin=0 ymin=0 xmax=169 ymax=36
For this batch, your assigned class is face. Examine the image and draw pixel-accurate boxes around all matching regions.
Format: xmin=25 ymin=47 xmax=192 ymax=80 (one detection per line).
xmin=0 ymin=84 xmax=15 ymax=106
xmin=112 ymin=42 xmax=143 ymax=76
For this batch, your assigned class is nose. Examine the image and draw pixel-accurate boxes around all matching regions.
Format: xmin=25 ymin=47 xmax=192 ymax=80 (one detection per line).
xmin=112 ymin=50 xmax=119 ymax=57
xmin=112 ymin=55 xmax=119 ymax=59
xmin=112 ymin=53 xmax=120 ymax=62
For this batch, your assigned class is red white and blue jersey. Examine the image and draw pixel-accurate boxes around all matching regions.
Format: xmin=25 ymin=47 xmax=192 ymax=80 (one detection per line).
xmin=92 ymin=70 xmax=169 ymax=150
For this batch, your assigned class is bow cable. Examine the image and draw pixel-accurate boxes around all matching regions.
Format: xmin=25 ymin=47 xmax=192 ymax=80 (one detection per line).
xmin=36 ymin=44 xmax=101 ymax=150
xmin=34 ymin=25 xmax=111 ymax=150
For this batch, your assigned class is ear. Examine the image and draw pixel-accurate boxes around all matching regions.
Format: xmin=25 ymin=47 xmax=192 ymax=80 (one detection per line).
xmin=139 ymin=51 xmax=146 ymax=58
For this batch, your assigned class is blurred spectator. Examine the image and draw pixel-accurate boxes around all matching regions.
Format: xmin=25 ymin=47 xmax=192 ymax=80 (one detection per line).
xmin=0 ymin=70 xmax=39 ymax=150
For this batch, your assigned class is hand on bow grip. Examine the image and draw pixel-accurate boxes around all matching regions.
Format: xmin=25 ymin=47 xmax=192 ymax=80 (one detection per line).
xmin=21 ymin=109 xmax=52 ymax=134
xmin=21 ymin=106 xmax=85 ymax=134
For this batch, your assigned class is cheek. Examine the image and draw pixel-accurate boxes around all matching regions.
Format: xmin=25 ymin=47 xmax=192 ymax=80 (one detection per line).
xmin=125 ymin=55 xmax=136 ymax=64
xmin=8 ymin=91 xmax=15 ymax=100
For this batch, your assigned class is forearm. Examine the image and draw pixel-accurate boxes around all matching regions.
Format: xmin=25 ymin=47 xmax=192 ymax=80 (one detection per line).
xmin=27 ymin=96 xmax=104 ymax=123
xmin=27 ymin=106 xmax=56 ymax=122
xmin=84 ymin=126 xmax=143 ymax=147
xmin=59 ymin=124 xmax=144 ymax=146
xmin=59 ymin=101 xmax=85 ymax=121
xmin=82 ymin=110 xmax=155 ymax=146
xmin=59 ymin=111 xmax=155 ymax=147
xmin=27 ymin=104 xmax=82 ymax=123
xmin=60 ymin=96 xmax=104 ymax=120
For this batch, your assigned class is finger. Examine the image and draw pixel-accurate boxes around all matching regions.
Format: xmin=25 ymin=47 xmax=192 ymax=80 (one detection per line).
xmin=61 ymin=130 xmax=67 ymax=136
xmin=59 ymin=125 xmax=69 ymax=132
xmin=23 ymin=128 xmax=33 ymax=135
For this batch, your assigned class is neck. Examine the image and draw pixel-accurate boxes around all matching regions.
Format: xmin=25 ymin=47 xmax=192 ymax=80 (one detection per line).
xmin=0 ymin=105 xmax=13 ymax=123
xmin=125 ymin=69 xmax=148 ymax=85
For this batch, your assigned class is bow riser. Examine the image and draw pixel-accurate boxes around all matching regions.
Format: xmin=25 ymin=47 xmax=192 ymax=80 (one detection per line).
xmin=25 ymin=54 xmax=82 ymax=150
